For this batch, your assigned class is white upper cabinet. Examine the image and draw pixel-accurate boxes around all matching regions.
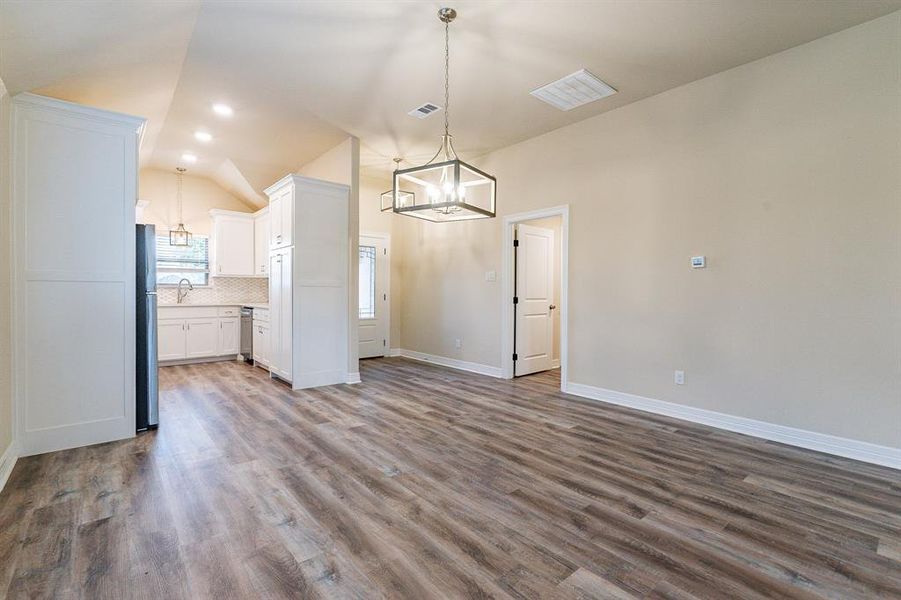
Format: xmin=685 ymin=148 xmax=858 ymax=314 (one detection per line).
xmin=267 ymin=186 xmax=293 ymax=249
xmin=210 ymin=210 xmax=255 ymax=277
xmin=254 ymin=208 xmax=270 ymax=276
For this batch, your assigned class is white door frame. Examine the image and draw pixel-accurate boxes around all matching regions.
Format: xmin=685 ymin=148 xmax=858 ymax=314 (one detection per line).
xmin=501 ymin=205 xmax=569 ymax=387
xmin=359 ymin=231 xmax=391 ymax=354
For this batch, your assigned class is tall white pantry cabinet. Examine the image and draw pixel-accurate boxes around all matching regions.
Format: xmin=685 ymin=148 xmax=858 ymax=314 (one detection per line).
xmin=264 ymin=174 xmax=350 ymax=390
xmin=11 ymin=93 xmax=145 ymax=456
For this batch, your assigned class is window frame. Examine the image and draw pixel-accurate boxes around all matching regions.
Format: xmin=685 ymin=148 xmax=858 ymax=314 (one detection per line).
xmin=156 ymin=233 xmax=212 ymax=287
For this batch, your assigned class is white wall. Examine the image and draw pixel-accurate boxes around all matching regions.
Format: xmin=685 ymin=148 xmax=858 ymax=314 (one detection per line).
xmin=297 ymin=137 xmax=360 ymax=377
xmin=398 ymin=13 xmax=901 ymax=449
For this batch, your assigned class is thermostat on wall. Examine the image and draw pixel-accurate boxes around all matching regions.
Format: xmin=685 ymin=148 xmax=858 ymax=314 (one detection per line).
xmin=691 ymin=256 xmax=706 ymax=269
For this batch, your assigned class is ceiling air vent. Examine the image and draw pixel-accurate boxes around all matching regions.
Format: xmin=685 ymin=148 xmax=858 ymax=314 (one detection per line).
xmin=530 ymin=69 xmax=617 ymax=111
xmin=408 ymin=102 xmax=442 ymax=119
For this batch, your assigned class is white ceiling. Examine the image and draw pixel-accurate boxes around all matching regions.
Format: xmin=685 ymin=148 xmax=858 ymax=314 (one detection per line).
xmin=3 ymin=0 xmax=900 ymax=207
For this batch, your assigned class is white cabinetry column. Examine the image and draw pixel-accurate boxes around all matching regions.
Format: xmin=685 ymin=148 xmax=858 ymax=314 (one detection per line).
xmin=12 ymin=93 xmax=145 ymax=456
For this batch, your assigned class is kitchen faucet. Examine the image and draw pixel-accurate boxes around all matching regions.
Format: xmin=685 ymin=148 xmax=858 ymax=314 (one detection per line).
xmin=176 ymin=278 xmax=194 ymax=304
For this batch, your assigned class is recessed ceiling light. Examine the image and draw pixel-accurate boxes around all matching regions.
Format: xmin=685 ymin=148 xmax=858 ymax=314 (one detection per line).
xmin=530 ymin=69 xmax=617 ymax=111
xmin=212 ymin=103 xmax=233 ymax=117
xmin=194 ymin=131 xmax=212 ymax=143
xmin=181 ymin=153 xmax=198 ymax=163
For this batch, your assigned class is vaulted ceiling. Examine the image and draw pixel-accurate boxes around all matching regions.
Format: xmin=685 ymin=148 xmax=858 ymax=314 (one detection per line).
xmin=3 ymin=0 xmax=899 ymax=208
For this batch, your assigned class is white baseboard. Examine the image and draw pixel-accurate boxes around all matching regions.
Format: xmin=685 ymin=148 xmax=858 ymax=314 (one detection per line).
xmin=551 ymin=359 xmax=561 ymax=369
xmin=564 ymin=381 xmax=901 ymax=470
xmin=159 ymin=355 xmax=239 ymax=367
xmin=398 ymin=349 xmax=504 ymax=378
xmin=388 ymin=348 xmax=402 ymax=357
xmin=345 ymin=372 xmax=361 ymax=384
xmin=0 ymin=442 xmax=18 ymax=494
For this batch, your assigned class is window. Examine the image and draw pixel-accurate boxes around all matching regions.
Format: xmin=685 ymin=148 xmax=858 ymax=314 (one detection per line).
xmin=359 ymin=245 xmax=376 ymax=319
xmin=157 ymin=235 xmax=209 ymax=286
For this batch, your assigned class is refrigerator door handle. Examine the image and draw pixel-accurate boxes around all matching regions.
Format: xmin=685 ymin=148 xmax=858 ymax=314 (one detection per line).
xmin=146 ymin=292 xmax=159 ymax=427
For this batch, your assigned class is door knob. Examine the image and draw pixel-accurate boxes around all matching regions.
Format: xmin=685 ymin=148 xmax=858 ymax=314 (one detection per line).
xmin=549 ymin=304 xmax=557 ymax=310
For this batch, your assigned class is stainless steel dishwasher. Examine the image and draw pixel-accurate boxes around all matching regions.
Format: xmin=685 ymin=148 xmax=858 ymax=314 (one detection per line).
xmin=240 ymin=307 xmax=254 ymax=363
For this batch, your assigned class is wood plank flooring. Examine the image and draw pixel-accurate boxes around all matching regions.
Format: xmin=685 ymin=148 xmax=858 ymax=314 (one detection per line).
xmin=1 ymin=357 xmax=899 ymax=599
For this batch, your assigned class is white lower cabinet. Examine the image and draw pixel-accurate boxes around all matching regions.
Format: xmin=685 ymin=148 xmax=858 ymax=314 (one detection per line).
xmin=157 ymin=305 xmax=244 ymax=362
xmin=268 ymin=248 xmax=292 ymax=381
xmin=185 ymin=318 xmax=219 ymax=358
xmin=158 ymin=320 xmax=187 ymax=361
xmin=219 ymin=317 xmax=240 ymax=355
xmin=252 ymin=320 xmax=270 ymax=367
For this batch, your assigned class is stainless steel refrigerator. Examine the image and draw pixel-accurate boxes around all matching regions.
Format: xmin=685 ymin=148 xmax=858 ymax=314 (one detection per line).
xmin=136 ymin=224 xmax=159 ymax=431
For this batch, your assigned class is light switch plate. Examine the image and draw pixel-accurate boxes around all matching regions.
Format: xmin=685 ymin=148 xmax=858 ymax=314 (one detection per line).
xmin=485 ymin=270 xmax=497 ymax=282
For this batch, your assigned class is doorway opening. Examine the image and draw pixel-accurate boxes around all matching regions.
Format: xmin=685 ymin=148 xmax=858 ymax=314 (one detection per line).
xmin=358 ymin=232 xmax=391 ymax=359
xmin=501 ymin=206 xmax=569 ymax=388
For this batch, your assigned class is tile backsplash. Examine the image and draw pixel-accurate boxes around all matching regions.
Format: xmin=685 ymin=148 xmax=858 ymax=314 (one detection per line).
xmin=159 ymin=277 xmax=268 ymax=305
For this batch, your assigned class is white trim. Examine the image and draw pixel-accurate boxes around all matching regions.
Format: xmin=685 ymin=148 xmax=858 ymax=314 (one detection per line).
xmin=159 ymin=355 xmax=238 ymax=367
xmin=501 ymin=205 xmax=569 ymax=387
xmin=388 ymin=348 xmax=402 ymax=357
xmin=0 ymin=443 xmax=18 ymax=494
xmin=565 ymin=381 xmax=901 ymax=470
xmin=551 ymin=359 xmax=561 ymax=369
xmin=346 ymin=372 xmax=362 ymax=384
xmin=263 ymin=173 xmax=350 ymax=197
xmin=13 ymin=92 xmax=145 ymax=130
xmin=399 ymin=349 xmax=503 ymax=378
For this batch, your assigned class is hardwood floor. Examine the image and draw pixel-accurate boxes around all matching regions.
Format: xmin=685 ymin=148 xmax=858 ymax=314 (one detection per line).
xmin=1 ymin=358 xmax=899 ymax=599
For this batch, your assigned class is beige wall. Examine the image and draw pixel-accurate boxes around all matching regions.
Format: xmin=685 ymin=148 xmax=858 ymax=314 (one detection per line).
xmin=298 ymin=137 xmax=361 ymax=376
xmin=0 ymin=79 xmax=12 ymax=460
xmin=398 ymin=13 xmax=901 ymax=448
xmin=139 ymin=167 xmax=254 ymax=235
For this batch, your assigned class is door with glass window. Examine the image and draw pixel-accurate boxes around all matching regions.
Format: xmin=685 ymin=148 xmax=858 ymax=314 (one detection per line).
xmin=358 ymin=235 xmax=389 ymax=358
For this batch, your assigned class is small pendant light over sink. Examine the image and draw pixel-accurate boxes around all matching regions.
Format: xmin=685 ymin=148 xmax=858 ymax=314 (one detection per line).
xmin=169 ymin=167 xmax=193 ymax=246
xmin=390 ymin=7 xmax=496 ymax=222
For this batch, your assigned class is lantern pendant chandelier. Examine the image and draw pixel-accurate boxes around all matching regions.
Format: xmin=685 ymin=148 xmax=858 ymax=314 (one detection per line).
xmin=169 ymin=167 xmax=193 ymax=246
xmin=380 ymin=158 xmax=414 ymax=212
xmin=390 ymin=7 xmax=496 ymax=222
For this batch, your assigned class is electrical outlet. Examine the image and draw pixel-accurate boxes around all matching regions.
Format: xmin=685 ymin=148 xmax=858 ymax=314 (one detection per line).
xmin=485 ymin=270 xmax=497 ymax=282
xmin=674 ymin=370 xmax=685 ymax=385
xmin=455 ymin=338 xmax=462 ymax=349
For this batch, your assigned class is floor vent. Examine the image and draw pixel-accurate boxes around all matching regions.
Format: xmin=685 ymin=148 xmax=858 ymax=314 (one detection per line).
xmin=530 ymin=69 xmax=617 ymax=111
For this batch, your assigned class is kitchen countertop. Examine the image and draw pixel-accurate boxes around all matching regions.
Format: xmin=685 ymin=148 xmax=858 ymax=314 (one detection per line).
xmin=159 ymin=302 xmax=269 ymax=309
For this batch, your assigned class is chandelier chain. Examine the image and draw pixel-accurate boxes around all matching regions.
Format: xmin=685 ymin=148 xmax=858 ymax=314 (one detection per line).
xmin=176 ymin=168 xmax=185 ymax=223
xmin=444 ymin=18 xmax=450 ymax=139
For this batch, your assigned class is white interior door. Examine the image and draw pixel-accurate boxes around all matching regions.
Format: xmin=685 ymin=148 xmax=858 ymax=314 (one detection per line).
xmin=358 ymin=235 xmax=389 ymax=358
xmin=514 ymin=224 xmax=554 ymax=376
